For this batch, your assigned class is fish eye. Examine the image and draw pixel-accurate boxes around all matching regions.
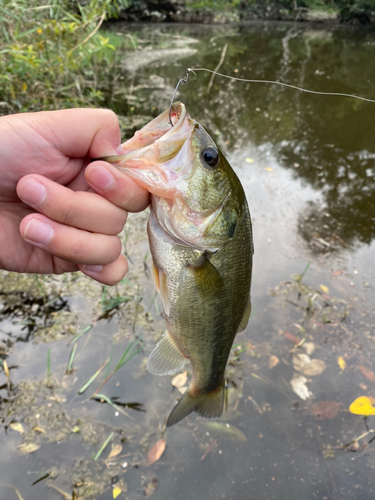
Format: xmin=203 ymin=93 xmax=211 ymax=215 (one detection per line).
xmin=201 ymin=146 xmax=219 ymax=168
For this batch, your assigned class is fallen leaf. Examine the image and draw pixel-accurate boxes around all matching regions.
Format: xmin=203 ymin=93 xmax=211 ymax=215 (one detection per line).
xmin=358 ymin=365 xmax=375 ymax=382
xmin=177 ymin=386 xmax=187 ymax=394
xmin=71 ymin=426 xmax=80 ymax=433
xmin=268 ymin=355 xmax=279 ymax=369
xmin=113 ymin=486 xmax=122 ymax=499
xmin=108 ymin=444 xmax=123 ymax=460
xmin=32 ymin=426 xmax=45 ymax=434
xmin=338 ymin=357 xmax=346 ymax=371
xmin=293 ymin=354 xmax=326 ymax=376
xmin=148 ymin=439 xmax=166 ymax=465
xmin=320 ymin=284 xmax=329 ymax=294
xmin=3 ymin=360 xmax=9 ymax=379
xmin=171 ymin=371 xmax=187 ymax=388
xmin=245 ymin=157 xmax=254 ymax=163
xmin=284 ymin=331 xmax=299 ymax=343
xmin=349 ymin=397 xmax=375 ymax=416
xmin=18 ymin=443 xmax=40 ymax=455
xmin=205 ymin=422 xmax=247 ymax=442
xmin=290 ymin=374 xmax=312 ymax=400
xmin=10 ymin=422 xmax=25 ymax=434
xmin=310 ymin=401 xmax=341 ymax=420
xmin=264 ymin=167 xmax=274 ymax=172
xmin=303 ymin=342 xmax=315 ymax=355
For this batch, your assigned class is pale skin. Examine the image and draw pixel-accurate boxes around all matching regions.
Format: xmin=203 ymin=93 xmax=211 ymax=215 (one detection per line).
xmin=0 ymin=108 xmax=149 ymax=286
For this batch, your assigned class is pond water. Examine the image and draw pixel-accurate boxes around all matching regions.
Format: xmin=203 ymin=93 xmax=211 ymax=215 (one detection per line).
xmin=1 ymin=21 xmax=375 ymax=500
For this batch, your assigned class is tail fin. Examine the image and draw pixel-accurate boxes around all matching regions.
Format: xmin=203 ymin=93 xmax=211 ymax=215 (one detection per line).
xmin=166 ymin=383 xmax=225 ymax=427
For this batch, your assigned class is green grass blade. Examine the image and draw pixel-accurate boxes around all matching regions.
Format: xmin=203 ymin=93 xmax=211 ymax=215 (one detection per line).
xmin=94 ymin=432 xmax=113 ymax=461
xmin=78 ymin=359 xmax=108 ymax=394
xmin=66 ymin=343 xmax=77 ymax=374
xmin=68 ymin=325 xmax=92 ymax=346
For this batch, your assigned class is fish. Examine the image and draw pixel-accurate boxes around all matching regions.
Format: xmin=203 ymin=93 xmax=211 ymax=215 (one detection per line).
xmin=102 ymin=102 xmax=253 ymax=426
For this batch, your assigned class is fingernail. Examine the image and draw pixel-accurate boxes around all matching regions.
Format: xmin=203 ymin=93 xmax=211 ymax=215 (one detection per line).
xmin=24 ymin=218 xmax=53 ymax=245
xmin=89 ymin=166 xmax=115 ymax=190
xmin=82 ymin=265 xmax=103 ymax=273
xmin=19 ymin=178 xmax=46 ymax=208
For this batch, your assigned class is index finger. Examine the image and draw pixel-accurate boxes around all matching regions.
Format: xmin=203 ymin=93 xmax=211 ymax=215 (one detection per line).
xmin=85 ymin=161 xmax=150 ymax=213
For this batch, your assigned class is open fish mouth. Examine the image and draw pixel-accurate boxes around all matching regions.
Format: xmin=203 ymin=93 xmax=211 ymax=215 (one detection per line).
xmin=98 ymin=102 xmax=195 ymax=198
xmin=100 ymin=102 xmax=191 ymax=163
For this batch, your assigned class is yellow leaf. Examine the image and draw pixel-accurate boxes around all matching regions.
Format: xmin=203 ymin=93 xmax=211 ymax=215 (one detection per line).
xmin=3 ymin=360 xmax=9 ymax=379
xmin=171 ymin=371 xmax=187 ymax=388
xmin=338 ymin=357 xmax=346 ymax=371
xmin=113 ymin=486 xmax=121 ymax=499
xmin=264 ymin=167 xmax=273 ymax=172
xmin=18 ymin=443 xmax=40 ymax=454
xmin=37 ymin=28 xmax=42 ymax=34
xmin=10 ymin=422 xmax=24 ymax=434
xmin=320 ymin=284 xmax=329 ymax=294
xmin=22 ymin=83 xmax=27 ymax=91
xmin=349 ymin=397 xmax=375 ymax=416
xmin=245 ymin=158 xmax=254 ymax=163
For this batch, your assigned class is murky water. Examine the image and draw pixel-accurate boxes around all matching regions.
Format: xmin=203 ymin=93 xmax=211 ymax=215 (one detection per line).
xmin=1 ymin=22 xmax=375 ymax=500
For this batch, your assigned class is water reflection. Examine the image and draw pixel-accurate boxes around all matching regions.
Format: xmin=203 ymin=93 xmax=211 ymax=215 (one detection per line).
xmin=122 ymin=23 xmax=375 ymax=254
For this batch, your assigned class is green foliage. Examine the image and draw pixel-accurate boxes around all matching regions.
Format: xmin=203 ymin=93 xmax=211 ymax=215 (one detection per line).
xmin=335 ymin=0 xmax=375 ymax=22
xmin=0 ymin=0 xmax=136 ymax=113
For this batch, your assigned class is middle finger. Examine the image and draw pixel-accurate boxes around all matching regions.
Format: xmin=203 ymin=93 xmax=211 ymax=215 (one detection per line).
xmin=17 ymin=174 xmax=127 ymax=234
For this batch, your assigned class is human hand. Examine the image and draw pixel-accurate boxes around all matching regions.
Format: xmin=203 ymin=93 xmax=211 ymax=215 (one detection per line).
xmin=0 ymin=108 xmax=149 ymax=285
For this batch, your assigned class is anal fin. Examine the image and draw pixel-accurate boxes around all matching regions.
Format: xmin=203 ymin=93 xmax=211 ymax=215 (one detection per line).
xmin=147 ymin=331 xmax=186 ymax=376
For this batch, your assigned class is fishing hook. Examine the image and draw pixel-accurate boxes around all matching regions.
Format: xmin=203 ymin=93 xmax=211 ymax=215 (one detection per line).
xmin=169 ymin=68 xmax=195 ymax=127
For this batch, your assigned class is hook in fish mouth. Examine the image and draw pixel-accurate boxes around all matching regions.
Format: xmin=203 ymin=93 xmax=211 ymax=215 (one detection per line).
xmin=96 ymin=102 xmax=190 ymax=165
xmin=169 ymin=68 xmax=195 ymax=127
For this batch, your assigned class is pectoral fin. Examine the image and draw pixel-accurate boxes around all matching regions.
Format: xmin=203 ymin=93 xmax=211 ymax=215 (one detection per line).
xmin=237 ymin=299 xmax=251 ymax=333
xmin=147 ymin=331 xmax=187 ymax=376
xmin=184 ymin=255 xmax=224 ymax=297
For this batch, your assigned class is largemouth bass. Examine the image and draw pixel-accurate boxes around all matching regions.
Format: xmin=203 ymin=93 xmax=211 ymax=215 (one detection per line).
xmin=102 ymin=103 xmax=253 ymax=426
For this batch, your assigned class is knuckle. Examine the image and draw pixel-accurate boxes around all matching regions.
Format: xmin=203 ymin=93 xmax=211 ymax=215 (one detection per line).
xmin=61 ymin=196 xmax=76 ymax=226
xmin=69 ymin=235 xmax=86 ymax=263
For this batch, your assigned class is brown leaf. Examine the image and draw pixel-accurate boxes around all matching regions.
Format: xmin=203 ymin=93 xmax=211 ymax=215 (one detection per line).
xmin=293 ymin=354 xmax=326 ymax=376
xmin=284 ymin=331 xmax=299 ymax=344
xmin=310 ymin=401 xmax=341 ymax=420
xmin=268 ymin=355 xmax=279 ymax=369
xmin=171 ymin=371 xmax=187 ymax=388
xmin=107 ymin=444 xmax=122 ymax=460
xmin=148 ymin=439 xmax=166 ymax=465
xmin=358 ymin=365 xmax=375 ymax=382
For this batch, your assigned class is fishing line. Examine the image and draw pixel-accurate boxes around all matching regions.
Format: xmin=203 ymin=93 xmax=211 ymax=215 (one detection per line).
xmin=169 ymin=68 xmax=195 ymax=126
xmin=169 ymin=67 xmax=375 ymax=125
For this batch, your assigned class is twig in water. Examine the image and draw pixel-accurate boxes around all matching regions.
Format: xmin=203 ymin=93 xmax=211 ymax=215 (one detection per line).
xmin=206 ymin=43 xmax=228 ymax=94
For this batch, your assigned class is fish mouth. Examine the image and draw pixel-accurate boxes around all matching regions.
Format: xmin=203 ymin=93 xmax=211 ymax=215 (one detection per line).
xmin=101 ymin=102 xmax=188 ymax=160
xmin=99 ymin=102 xmax=194 ymax=196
